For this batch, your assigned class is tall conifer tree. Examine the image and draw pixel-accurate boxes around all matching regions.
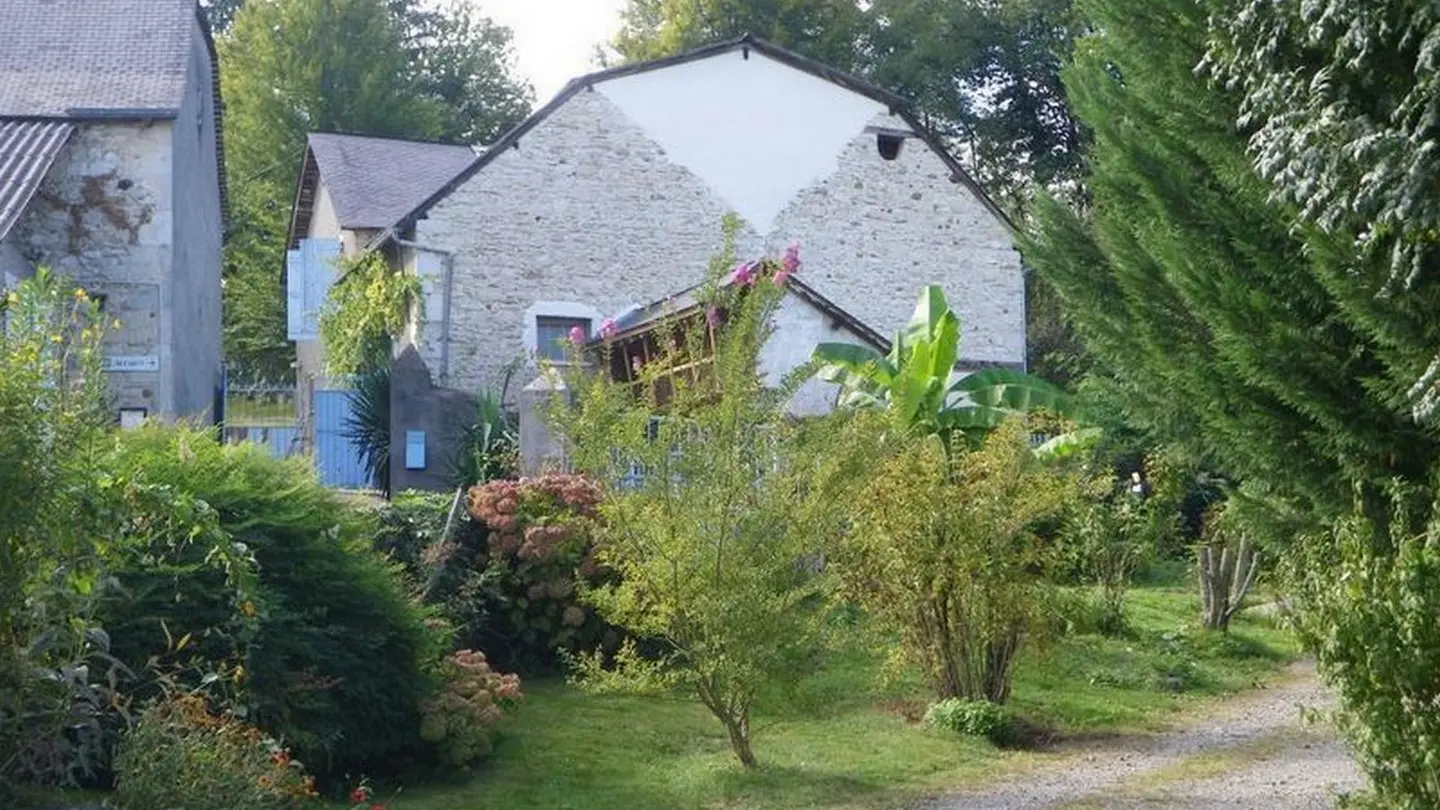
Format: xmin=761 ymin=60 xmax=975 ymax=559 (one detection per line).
xmin=1022 ymin=0 xmax=1440 ymax=521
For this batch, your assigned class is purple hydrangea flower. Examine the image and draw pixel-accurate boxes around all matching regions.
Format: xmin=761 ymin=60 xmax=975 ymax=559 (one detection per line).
xmin=599 ymin=318 xmax=618 ymax=338
xmin=568 ymin=325 xmax=586 ymax=345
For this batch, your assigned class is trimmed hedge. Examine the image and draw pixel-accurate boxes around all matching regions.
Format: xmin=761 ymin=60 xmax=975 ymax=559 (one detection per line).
xmin=97 ymin=428 xmax=443 ymax=778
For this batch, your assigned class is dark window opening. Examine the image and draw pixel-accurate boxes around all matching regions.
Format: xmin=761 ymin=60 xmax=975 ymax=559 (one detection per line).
xmin=536 ymin=315 xmax=590 ymax=363
xmin=877 ymin=133 xmax=905 ymax=161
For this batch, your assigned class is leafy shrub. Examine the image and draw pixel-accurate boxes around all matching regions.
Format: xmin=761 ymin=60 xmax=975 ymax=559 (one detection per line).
xmin=372 ymin=490 xmax=461 ymax=579
xmin=344 ymin=365 xmax=391 ymax=494
xmin=924 ymin=699 xmax=1014 ymax=743
xmin=419 ymin=650 xmax=522 ymax=768
xmin=1287 ymin=502 xmax=1440 ymax=810
xmin=554 ymin=242 xmax=839 ymax=768
xmin=442 ymin=473 xmax=614 ymax=672
xmin=1060 ymin=491 xmax=1150 ymax=637
xmin=844 ymin=421 xmax=1085 ymax=703
xmin=446 ymin=370 xmax=521 ymax=489
xmin=0 ymin=270 xmax=113 ymax=793
xmin=96 ymin=429 xmax=442 ymax=779
xmin=113 ymin=694 xmax=317 ymax=810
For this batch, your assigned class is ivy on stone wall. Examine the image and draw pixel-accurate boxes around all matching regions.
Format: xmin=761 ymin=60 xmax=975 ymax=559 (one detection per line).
xmin=318 ymin=253 xmax=422 ymax=376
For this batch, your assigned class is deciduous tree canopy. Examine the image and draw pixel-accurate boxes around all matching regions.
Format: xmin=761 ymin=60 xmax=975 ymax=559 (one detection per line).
xmin=219 ymin=0 xmax=531 ymax=380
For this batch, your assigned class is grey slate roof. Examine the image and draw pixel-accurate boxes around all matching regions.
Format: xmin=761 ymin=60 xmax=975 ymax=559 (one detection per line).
xmin=305 ymin=133 xmax=481 ymax=230
xmin=0 ymin=0 xmax=196 ymax=118
xmin=0 ymin=120 xmax=76 ymax=241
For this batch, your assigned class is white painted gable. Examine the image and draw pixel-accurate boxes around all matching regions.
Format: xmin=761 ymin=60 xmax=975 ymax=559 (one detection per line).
xmin=596 ymin=51 xmax=888 ymax=235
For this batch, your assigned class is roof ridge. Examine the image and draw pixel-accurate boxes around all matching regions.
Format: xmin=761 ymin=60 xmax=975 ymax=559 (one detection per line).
xmin=309 ymin=130 xmax=477 ymax=149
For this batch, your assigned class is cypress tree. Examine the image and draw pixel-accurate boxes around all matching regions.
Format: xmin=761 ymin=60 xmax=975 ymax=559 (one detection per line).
xmin=1021 ymin=0 xmax=1440 ymax=524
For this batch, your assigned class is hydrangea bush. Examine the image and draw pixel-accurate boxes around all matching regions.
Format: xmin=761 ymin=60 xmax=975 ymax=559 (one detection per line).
xmin=419 ymin=649 xmax=523 ymax=767
xmin=447 ymin=473 xmax=614 ymax=671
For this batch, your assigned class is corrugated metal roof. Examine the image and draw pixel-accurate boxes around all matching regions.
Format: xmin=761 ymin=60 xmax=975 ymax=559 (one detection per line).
xmin=0 ymin=0 xmax=195 ymax=118
xmin=0 ymin=119 xmax=75 ymax=242
xmin=304 ymin=133 xmax=481 ymax=232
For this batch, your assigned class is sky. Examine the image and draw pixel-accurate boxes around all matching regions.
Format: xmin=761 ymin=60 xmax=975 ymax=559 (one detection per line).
xmin=473 ymin=0 xmax=629 ymax=102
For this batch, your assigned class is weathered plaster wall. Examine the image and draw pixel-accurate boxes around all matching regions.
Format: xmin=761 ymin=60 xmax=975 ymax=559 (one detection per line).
xmin=169 ymin=15 xmax=224 ymax=420
xmin=389 ymin=345 xmax=478 ymax=492
xmin=10 ymin=121 xmax=174 ymax=415
xmin=0 ymin=240 xmax=28 ymax=284
xmin=760 ymin=294 xmax=855 ymax=416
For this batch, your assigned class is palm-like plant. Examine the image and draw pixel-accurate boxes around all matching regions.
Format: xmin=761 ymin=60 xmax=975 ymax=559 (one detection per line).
xmin=813 ymin=285 xmax=1076 ymax=458
xmin=344 ymin=365 xmax=391 ymax=494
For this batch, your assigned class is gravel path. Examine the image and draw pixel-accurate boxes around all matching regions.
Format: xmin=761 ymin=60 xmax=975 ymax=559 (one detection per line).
xmin=921 ymin=661 xmax=1364 ymax=810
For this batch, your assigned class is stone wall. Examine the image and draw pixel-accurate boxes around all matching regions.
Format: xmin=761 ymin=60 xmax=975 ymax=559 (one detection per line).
xmin=413 ymin=85 xmax=1024 ymax=404
xmin=773 ymin=119 xmax=1023 ymax=365
xmin=416 ymin=89 xmax=740 ymax=398
xmin=389 ymin=345 xmax=478 ymax=492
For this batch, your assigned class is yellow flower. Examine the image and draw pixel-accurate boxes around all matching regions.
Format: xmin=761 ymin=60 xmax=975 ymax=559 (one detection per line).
xmin=73 ymin=287 xmax=88 ymax=301
xmin=4 ymin=291 xmax=17 ymax=306
xmin=241 ymin=599 xmax=256 ymax=617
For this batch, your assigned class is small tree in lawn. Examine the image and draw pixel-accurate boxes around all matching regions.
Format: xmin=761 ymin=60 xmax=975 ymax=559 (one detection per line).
xmin=554 ymin=240 xmax=834 ymax=768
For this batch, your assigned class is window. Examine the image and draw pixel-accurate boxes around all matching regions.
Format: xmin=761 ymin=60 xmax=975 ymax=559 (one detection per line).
xmin=118 ymin=408 xmax=148 ymax=430
xmin=535 ymin=315 xmax=590 ymax=363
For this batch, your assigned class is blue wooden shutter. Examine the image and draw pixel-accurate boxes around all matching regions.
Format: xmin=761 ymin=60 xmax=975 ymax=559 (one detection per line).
xmin=287 ymin=238 xmax=342 ymax=341
xmin=286 ymin=248 xmax=305 ymax=339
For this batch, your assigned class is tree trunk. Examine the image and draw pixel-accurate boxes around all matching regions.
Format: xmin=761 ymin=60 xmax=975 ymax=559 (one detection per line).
xmin=721 ymin=709 xmax=757 ymax=768
xmin=1198 ymin=536 xmax=1259 ymax=631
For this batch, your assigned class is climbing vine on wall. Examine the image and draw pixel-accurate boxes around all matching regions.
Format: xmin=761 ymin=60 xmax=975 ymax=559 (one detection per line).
xmin=318 ymin=253 xmax=422 ymax=375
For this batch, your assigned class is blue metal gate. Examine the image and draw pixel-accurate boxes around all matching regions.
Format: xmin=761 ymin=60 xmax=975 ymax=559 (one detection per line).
xmin=314 ymin=389 xmax=371 ymax=489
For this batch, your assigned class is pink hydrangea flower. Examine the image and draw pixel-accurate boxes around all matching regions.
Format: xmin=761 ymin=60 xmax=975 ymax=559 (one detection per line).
xmin=567 ymin=325 xmax=586 ymax=345
xmin=599 ymin=318 xmax=617 ymax=338
xmin=773 ymin=267 xmax=793 ymax=287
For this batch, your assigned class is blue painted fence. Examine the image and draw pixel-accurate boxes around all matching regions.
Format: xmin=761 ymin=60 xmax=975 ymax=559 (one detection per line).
xmin=314 ymin=388 xmax=371 ymax=489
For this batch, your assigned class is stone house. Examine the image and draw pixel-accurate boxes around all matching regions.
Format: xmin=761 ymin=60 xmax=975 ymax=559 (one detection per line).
xmin=285 ymin=36 xmax=1023 ymax=490
xmin=0 ymin=0 xmax=226 ymax=424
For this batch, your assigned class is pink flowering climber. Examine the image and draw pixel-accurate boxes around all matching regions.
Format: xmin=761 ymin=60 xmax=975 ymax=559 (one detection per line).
xmin=729 ymin=261 xmax=758 ymax=286
xmin=774 ymin=244 xmax=801 ymax=286
xmin=567 ymin=325 xmax=586 ymax=345
xmin=598 ymin=318 xmax=617 ymax=339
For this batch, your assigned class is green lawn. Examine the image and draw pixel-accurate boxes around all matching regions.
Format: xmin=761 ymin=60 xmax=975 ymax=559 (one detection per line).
xmin=22 ymin=586 xmax=1295 ymax=810
xmin=225 ymin=394 xmax=296 ymax=426
xmin=380 ymin=586 xmax=1298 ymax=810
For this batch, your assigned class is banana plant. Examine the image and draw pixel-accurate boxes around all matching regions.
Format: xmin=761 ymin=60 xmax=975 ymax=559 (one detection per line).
xmin=812 ymin=285 xmax=1080 ymax=459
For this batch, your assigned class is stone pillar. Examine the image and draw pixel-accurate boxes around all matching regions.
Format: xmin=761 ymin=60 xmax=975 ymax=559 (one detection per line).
xmin=519 ymin=371 xmax=569 ymax=475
